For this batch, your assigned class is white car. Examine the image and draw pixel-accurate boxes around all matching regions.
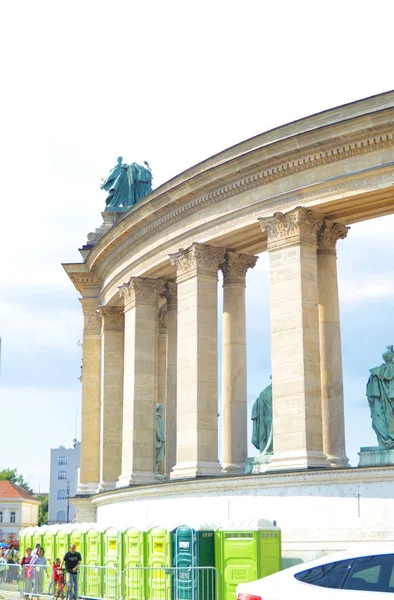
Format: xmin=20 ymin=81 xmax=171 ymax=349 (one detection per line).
xmin=237 ymin=546 xmax=394 ymax=599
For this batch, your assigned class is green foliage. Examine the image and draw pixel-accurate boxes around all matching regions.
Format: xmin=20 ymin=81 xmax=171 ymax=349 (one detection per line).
xmin=0 ymin=468 xmax=33 ymax=494
xmin=37 ymin=494 xmax=48 ymax=526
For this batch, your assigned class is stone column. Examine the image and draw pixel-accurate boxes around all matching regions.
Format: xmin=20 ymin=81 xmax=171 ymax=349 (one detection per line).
xmin=116 ymin=277 xmax=163 ymax=487
xmin=318 ymin=220 xmax=350 ymax=467
xmin=220 ymin=251 xmax=258 ymax=474
xmin=78 ymin=297 xmax=102 ymax=494
xmin=163 ymin=282 xmax=178 ymax=477
xmin=97 ymin=307 xmax=124 ymax=491
xmin=170 ymin=243 xmax=226 ymax=479
xmin=157 ymin=304 xmax=167 ymax=476
xmin=259 ymin=207 xmax=328 ymax=470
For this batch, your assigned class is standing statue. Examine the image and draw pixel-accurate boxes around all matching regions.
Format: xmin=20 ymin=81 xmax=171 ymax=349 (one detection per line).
xmin=101 ymin=157 xmax=153 ymax=211
xmin=156 ymin=404 xmax=165 ymax=473
xmin=251 ymin=378 xmax=273 ymax=455
xmin=366 ymin=345 xmax=394 ymax=449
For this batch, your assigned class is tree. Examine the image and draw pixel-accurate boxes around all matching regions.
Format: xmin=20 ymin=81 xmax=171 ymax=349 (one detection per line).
xmin=37 ymin=494 xmax=48 ymax=526
xmin=0 ymin=468 xmax=33 ymax=494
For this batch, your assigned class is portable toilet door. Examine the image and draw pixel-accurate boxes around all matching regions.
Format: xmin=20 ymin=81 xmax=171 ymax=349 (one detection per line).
xmin=123 ymin=527 xmax=144 ymax=600
xmin=258 ymin=528 xmax=282 ymax=578
xmin=24 ymin=530 xmax=33 ymax=555
xmin=69 ymin=529 xmax=85 ymax=597
xmin=32 ymin=529 xmax=43 ymax=553
xmin=215 ymin=527 xmax=259 ymax=600
xmin=145 ymin=526 xmax=171 ymax=600
xmin=85 ymin=528 xmax=102 ymax=599
xmin=102 ymin=527 xmax=121 ymax=600
xmin=196 ymin=528 xmax=216 ymax=600
xmin=43 ymin=528 xmax=56 ymax=566
xmin=55 ymin=528 xmax=69 ymax=564
xmin=172 ymin=525 xmax=197 ymax=600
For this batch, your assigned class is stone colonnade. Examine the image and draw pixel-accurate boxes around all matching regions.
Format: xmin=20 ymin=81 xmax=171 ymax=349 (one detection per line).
xmin=77 ymin=207 xmax=349 ymax=494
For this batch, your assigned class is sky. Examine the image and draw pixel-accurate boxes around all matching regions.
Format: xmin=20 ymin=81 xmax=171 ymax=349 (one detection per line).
xmin=0 ymin=0 xmax=393 ymax=492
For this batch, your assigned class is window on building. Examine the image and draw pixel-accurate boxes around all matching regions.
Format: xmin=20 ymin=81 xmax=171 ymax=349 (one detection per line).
xmin=0 ymin=512 xmax=2 ymax=523
xmin=10 ymin=512 xmax=16 ymax=523
xmin=58 ymin=471 xmax=67 ymax=480
xmin=57 ymin=489 xmax=67 ymax=500
xmin=56 ymin=510 xmax=66 ymax=522
xmin=58 ymin=456 xmax=68 ymax=466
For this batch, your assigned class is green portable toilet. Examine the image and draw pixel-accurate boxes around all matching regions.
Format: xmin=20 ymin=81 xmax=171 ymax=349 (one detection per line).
xmin=102 ymin=527 xmax=121 ymax=600
xmin=43 ymin=527 xmax=56 ymax=565
xmin=172 ymin=523 xmax=216 ymax=600
xmin=55 ymin=528 xmax=69 ymax=562
xmin=24 ymin=528 xmax=33 ymax=555
xmin=19 ymin=529 xmax=26 ymax=559
xmin=33 ymin=528 xmax=43 ymax=552
xmin=215 ymin=519 xmax=281 ymax=600
xmin=145 ymin=526 xmax=171 ymax=600
xmin=123 ymin=527 xmax=145 ymax=600
xmin=85 ymin=527 xmax=103 ymax=598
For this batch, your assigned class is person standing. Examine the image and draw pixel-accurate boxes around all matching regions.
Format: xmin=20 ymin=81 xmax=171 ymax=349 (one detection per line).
xmin=31 ymin=547 xmax=47 ymax=598
xmin=61 ymin=544 xmax=81 ymax=600
xmin=21 ymin=547 xmax=33 ymax=595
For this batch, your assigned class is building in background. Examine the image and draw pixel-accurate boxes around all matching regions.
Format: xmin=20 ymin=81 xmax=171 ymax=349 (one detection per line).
xmin=0 ymin=481 xmax=39 ymax=541
xmin=48 ymin=439 xmax=80 ymax=524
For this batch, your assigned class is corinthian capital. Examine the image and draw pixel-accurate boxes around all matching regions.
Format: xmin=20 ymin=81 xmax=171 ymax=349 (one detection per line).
xmin=119 ymin=277 xmax=164 ymax=311
xmin=98 ymin=306 xmax=124 ymax=331
xmin=221 ymin=251 xmax=258 ymax=285
xmin=259 ymin=206 xmax=324 ymax=250
xmin=169 ymin=243 xmax=226 ymax=283
xmin=317 ymin=220 xmax=349 ymax=256
xmin=80 ymin=297 xmax=102 ymax=333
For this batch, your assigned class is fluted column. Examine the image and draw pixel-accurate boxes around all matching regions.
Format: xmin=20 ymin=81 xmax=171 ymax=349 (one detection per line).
xmin=116 ymin=277 xmax=163 ymax=487
xmin=78 ymin=297 xmax=102 ymax=494
xmin=97 ymin=307 xmax=124 ymax=491
xmin=220 ymin=251 xmax=258 ymax=474
xmin=259 ymin=207 xmax=328 ymax=470
xmin=163 ymin=282 xmax=178 ymax=477
xmin=318 ymin=220 xmax=349 ymax=467
xmin=170 ymin=243 xmax=226 ymax=479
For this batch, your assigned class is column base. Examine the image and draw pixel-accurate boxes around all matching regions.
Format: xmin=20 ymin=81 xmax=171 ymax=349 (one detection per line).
xmin=76 ymin=482 xmax=99 ymax=495
xmin=97 ymin=480 xmax=117 ymax=493
xmin=170 ymin=461 xmax=223 ymax=479
xmin=221 ymin=462 xmax=246 ymax=475
xmin=326 ymin=454 xmax=350 ymax=468
xmin=116 ymin=471 xmax=156 ymax=488
xmin=265 ymin=450 xmax=329 ymax=472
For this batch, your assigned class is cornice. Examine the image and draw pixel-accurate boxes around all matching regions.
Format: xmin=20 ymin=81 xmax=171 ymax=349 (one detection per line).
xmin=98 ymin=163 xmax=394 ymax=305
xmin=89 ymin=122 xmax=394 ymax=277
xmin=91 ymin=465 xmax=394 ymax=507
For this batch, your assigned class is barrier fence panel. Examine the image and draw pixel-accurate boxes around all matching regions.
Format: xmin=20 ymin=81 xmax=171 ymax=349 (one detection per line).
xmin=79 ymin=565 xmax=118 ymax=600
xmin=122 ymin=566 xmax=220 ymax=600
xmin=0 ymin=564 xmax=23 ymax=598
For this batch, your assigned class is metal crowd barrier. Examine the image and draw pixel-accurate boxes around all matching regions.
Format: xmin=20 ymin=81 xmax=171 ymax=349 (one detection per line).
xmin=0 ymin=563 xmax=220 ymax=600
xmin=122 ymin=566 xmax=220 ymax=600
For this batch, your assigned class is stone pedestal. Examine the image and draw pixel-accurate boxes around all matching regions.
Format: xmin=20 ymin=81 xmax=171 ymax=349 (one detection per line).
xmin=245 ymin=454 xmax=271 ymax=474
xmin=317 ymin=220 xmax=350 ymax=467
xmin=221 ymin=251 xmax=257 ymax=474
xmin=97 ymin=307 xmax=124 ymax=492
xmin=170 ymin=243 xmax=225 ymax=479
xmin=358 ymin=446 xmax=394 ymax=466
xmin=259 ymin=207 xmax=328 ymax=471
xmin=78 ymin=298 xmax=102 ymax=494
xmin=116 ymin=277 xmax=163 ymax=487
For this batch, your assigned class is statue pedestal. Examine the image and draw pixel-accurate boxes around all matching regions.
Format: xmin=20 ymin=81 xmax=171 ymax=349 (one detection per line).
xmin=245 ymin=454 xmax=272 ymax=474
xmin=358 ymin=446 xmax=394 ymax=467
xmin=80 ymin=211 xmax=126 ymax=259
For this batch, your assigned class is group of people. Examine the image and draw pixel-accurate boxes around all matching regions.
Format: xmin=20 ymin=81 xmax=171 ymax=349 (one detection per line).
xmin=0 ymin=542 xmax=82 ymax=600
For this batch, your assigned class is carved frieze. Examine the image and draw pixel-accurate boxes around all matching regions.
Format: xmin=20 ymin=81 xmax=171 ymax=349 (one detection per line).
xmin=170 ymin=243 xmax=226 ymax=283
xmin=220 ymin=251 xmax=258 ymax=285
xmin=119 ymin=277 xmax=164 ymax=311
xmin=259 ymin=206 xmax=324 ymax=250
xmin=317 ymin=220 xmax=350 ymax=256
xmin=68 ymin=272 xmax=102 ymax=296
